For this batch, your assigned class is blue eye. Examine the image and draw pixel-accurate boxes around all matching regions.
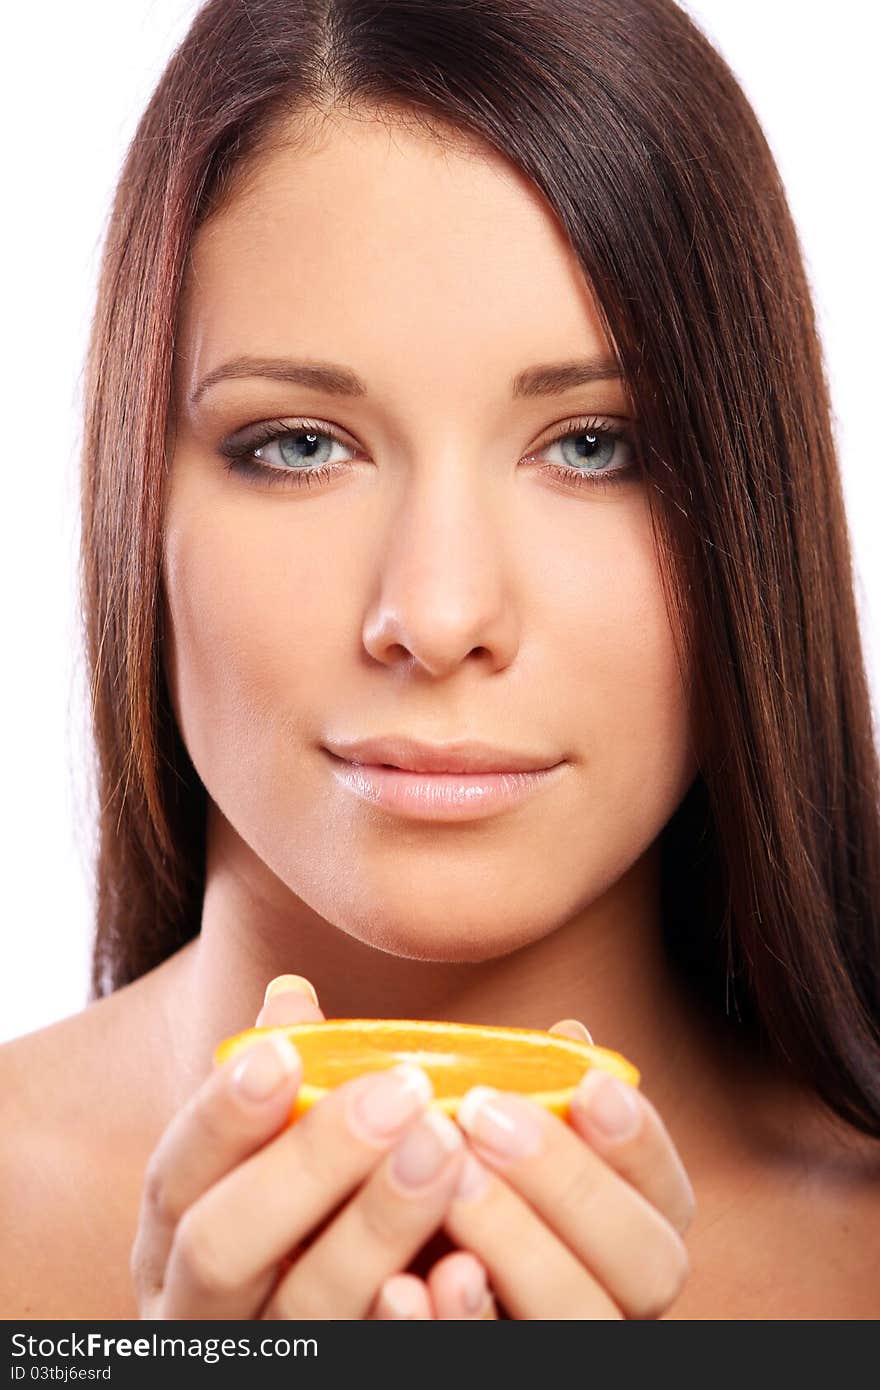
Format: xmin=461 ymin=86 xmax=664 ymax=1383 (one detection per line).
xmin=537 ymin=423 xmax=634 ymax=481
xmin=218 ymin=415 xmax=638 ymax=492
xmin=271 ymin=429 xmax=349 ymax=470
xmin=218 ymin=418 xmax=356 ymax=489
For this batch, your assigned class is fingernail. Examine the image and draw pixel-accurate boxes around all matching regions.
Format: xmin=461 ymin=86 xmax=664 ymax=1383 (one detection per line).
xmin=458 ymin=1261 xmax=489 ymax=1315
xmin=555 ymin=1017 xmax=594 ymax=1045
xmin=390 ymin=1110 xmax=463 ymax=1189
xmin=231 ymin=1035 xmax=302 ymax=1102
xmin=457 ymin=1086 xmax=544 ymax=1160
xmin=571 ymin=1069 xmax=641 ymax=1139
xmin=453 ymin=1150 xmax=490 ymax=1202
xmin=380 ymin=1277 xmax=425 ymax=1319
xmin=348 ymin=1064 xmax=433 ymax=1140
xmin=263 ymin=974 xmax=319 ymax=1007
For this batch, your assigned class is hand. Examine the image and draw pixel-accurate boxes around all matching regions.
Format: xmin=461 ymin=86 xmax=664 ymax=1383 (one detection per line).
xmin=373 ymin=1018 xmax=695 ymax=1320
xmin=129 ymin=976 xmax=467 ymax=1318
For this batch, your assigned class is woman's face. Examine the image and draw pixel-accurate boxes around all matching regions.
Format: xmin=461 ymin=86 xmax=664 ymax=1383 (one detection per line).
xmin=163 ymin=108 xmax=697 ymax=962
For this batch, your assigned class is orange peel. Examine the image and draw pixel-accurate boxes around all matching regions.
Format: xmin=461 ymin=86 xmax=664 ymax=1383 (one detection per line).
xmin=214 ymin=1018 xmax=639 ymax=1121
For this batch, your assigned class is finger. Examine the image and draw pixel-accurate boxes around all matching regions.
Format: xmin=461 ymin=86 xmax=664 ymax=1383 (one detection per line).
xmin=370 ymin=1274 xmax=434 ymax=1319
xmin=444 ymin=1149 xmax=621 ymax=1319
xmin=548 ymin=1018 xmax=594 ymax=1045
xmin=161 ymin=1063 xmax=435 ymax=1317
xmin=426 ymin=1250 xmax=498 ymax=1319
xmin=264 ymin=1109 xmax=466 ymax=1318
xmin=568 ymin=1072 xmax=696 ymax=1234
xmin=131 ymin=1034 xmax=304 ymax=1308
xmin=451 ymin=1087 xmax=691 ymax=1319
xmin=255 ymin=974 xmax=324 ymax=1028
xmin=450 ymin=1084 xmax=689 ymax=1312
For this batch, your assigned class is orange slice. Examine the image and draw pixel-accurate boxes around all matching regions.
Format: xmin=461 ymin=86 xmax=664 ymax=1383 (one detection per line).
xmin=213 ymin=1018 xmax=639 ymax=1121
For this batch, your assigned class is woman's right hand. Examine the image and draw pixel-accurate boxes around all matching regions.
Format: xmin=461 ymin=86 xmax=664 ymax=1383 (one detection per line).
xmin=130 ymin=976 xmax=467 ymax=1319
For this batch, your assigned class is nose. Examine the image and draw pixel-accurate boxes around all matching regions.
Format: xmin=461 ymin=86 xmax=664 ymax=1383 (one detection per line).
xmin=361 ymin=463 xmax=519 ymax=678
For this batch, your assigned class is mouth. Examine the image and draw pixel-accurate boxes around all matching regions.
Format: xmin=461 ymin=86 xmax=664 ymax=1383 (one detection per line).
xmin=322 ymin=748 xmax=567 ymax=823
xmin=322 ymin=734 xmax=563 ymax=776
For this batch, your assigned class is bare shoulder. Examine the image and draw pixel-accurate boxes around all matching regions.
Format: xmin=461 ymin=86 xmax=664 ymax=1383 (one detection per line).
xmin=670 ymin=1097 xmax=880 ymax=1320
xmin=0 ymin=995 xmax=154 ymax=1318
xmin=1 ymin=995 xmax=116 ymax=1121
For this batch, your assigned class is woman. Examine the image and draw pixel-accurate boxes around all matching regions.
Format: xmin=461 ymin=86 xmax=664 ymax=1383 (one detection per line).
xmin=2 ymin=0 xmax=878 ymax=1319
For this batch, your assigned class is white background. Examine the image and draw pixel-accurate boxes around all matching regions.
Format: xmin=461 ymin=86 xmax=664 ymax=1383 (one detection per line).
xmin=2 ymin=2 xmax=877 ymax=1043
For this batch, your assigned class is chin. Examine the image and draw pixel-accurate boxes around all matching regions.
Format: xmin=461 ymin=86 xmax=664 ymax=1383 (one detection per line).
xmin=335 ymin=903 xmax=547 ymax=965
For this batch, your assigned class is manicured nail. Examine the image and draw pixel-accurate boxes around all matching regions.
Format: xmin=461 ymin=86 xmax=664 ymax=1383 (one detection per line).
xmin=263 ymin=974 xmax=319 ymax=1007
xmin=390 ymin=1110 xmax=463 ymax=1189
xmin=457 ymin=1086 xmax=544 ymax=1160
xmin=348 ymin=1064 xmax=433 ymax=1139
xmin=231 ymin=1035 xmax=302 ymax=1102
xmin=458 ymin=1261 xmax=489 ymax=1315
xmin=453 ymin=1150 xmax=490 ymax=1202
xmin=571 ymin=1069 xmax=641 ymax=1139
xmin=555 ymin=1017 xmax=594 ymax=1044
xmin=379 ymin=1277 xmax=426 ymax=1319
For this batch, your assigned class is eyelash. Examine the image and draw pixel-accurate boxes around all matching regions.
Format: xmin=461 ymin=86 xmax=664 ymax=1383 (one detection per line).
xmin=218 ymin=415 xmax=638 ymax=493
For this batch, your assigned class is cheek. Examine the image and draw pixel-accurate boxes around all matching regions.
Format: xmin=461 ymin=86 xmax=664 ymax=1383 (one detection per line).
xmin=544 ymin=505 xmax=695 ymax=873
xmin=160 ymin=496 xmax=343 ymax=814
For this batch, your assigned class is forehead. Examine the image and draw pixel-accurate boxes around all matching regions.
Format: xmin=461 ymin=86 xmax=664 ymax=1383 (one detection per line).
xmin=176 ymin=109 xmax=611 ymax=404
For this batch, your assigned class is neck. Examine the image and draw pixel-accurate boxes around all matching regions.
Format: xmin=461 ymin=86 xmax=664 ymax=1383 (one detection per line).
xmin=120 ymin=803 xmax=837 ymax=1250
xmin=155 ymin=802 xmax=757 ymax=1161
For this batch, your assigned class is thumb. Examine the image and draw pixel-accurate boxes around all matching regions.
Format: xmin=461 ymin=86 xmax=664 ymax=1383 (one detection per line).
xmin=255 ymin=974 xmax=325 ymax=1028
xmin=548 ymin=1017 xmax=594 ymax=1045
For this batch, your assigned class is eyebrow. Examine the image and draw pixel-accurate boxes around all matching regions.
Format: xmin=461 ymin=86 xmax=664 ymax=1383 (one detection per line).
xmin=187 ymin=354 xmax=622 ymax=409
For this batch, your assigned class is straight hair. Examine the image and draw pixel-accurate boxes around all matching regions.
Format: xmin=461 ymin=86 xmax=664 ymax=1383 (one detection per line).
xmin=79 ymin=0 xmax=880 ymax=1137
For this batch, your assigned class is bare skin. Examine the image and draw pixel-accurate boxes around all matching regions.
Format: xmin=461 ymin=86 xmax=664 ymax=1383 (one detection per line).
xmin=2 ymin=105 xmax=878 ymax=1318
xmin=1 ymin=960 xmax=877 ymax=1319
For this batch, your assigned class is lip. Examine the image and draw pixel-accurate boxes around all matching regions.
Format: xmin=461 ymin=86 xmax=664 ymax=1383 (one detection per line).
xmin=322 ymin=735 xmax=561 ymax=775
xmin=323 ymin=745 xmax=567 ymax=823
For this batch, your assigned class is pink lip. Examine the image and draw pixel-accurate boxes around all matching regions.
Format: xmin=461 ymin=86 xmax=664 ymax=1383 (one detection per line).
xmin=324 ymin=753 xmax=566 ymax=822
xmin=323 ymin=734 xmax=560 ymax=775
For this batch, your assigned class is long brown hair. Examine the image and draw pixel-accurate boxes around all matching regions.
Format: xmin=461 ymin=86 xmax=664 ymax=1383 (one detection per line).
xmin=80 ymin=0 xmax=880 ymax=1137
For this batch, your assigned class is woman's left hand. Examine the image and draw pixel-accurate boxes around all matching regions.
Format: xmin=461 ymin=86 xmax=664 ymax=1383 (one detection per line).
xmin=373 ymin=1018 xmax=696 ymax=1320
